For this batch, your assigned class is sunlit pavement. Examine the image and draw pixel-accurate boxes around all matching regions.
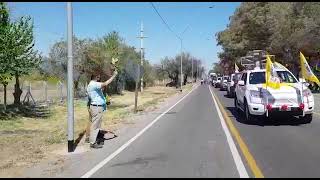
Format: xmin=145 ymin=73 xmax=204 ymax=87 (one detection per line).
xmin=212 ymin=85 xmax=320 ymax=178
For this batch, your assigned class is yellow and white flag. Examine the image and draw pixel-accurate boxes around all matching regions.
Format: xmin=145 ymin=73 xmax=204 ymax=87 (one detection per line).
xmin=300 ymin=52 xmax=320 ymax=86
xmin=274 ymin=61 xmax=289 ymax=71
xmin=265 ymin=55 xmax=280 ymax=89
xmin=235 ymin=63 xmax=239 ymax=73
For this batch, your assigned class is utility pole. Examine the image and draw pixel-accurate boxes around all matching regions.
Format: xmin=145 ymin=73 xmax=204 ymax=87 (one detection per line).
xmin=180 ymin=38 xmax=183 ymax=92
xmin=134 ymin=62 xmax=140 ymax=113
xmin=196 ymin=61 xmax=199 ymax=81
xmin=192 ymin=58 xmax=194 ymax=82
xmin=67 ymin=2 xmax=74 ymax=152
xmin=178 ymin=25 xmax=189 ymax=92
xmin=137 ymin=22 xmax=147 ymax=93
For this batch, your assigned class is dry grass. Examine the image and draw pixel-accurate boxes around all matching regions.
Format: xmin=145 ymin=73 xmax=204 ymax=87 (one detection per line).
xmin=0 ymin=84 xmax=193 ymax=177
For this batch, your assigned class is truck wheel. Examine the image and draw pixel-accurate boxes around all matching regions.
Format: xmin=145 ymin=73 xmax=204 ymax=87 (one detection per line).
xmin=300 ymin=114 xmax=313 ymax=124
xmin=244 ymin=101 xmax=253 ymax=122
xmin=234 ymin=96 xmax=240 ymax=113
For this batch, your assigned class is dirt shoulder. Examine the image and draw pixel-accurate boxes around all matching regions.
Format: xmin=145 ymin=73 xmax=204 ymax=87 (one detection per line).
xmin=0 ymin=84 xmax=194 ymax=178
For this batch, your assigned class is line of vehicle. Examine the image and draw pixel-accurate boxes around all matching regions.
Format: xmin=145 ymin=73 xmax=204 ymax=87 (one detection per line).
xmin=209 ymin=86 xmax=264 ymax=178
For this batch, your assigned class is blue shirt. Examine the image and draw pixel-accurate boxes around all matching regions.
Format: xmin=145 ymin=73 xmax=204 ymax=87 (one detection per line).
xmin=87 ymin=81 xmax=107 ymax=111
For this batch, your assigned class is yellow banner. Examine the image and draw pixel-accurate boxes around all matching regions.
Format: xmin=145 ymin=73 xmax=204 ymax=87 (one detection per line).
xmin=300 ymin=52 xmax=320 ymax=86
xmin=265 ymin=55 xmax=280 ymax=89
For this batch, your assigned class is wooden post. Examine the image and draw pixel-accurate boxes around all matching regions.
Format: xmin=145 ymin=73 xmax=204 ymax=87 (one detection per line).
xmin=44 ymin=81 xmax=48 ymax=103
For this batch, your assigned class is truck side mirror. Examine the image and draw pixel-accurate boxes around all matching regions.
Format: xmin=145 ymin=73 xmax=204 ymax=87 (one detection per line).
xmin=238 ymin=80 xmax=245 ymax=86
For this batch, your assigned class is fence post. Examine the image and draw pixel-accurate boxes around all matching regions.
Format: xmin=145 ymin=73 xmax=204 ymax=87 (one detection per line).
xmin=44 ymin=81 xmax=48 ymax=103
xmin=29 ymin=82 xmax=31 ymax=94
xmin=59 ymin=81 xmax=64 ymax=103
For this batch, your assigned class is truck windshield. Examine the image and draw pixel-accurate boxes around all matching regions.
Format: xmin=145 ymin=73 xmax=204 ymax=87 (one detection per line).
xmin=249 ymin=72 xmax=265 ymax=84
xmin=249 ymin=71 xmax=298 ymax=84
xmin=277 ymin=71 xmax=297 ymax=83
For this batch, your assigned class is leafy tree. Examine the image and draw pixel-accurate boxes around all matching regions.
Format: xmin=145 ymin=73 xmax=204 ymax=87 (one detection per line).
xmin=159 ymin=52 xmax=204 ymax=87
xmin=46 ymin=37 xmax=92 ymax=97
xmin=0 ymin=2 xmax=11 ymax=109
xmin=216 ymin=2 xmax=320 ymax=73
xmin=9 ymin=16 xmax=41 ymax=104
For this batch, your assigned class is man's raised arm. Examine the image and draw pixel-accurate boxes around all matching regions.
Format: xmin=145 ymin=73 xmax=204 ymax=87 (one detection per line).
xmin=101 ymin=70 xmax=118 ymax=87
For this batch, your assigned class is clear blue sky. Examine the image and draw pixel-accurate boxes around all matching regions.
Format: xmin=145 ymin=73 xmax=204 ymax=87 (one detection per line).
xmin=8 ymin=2 xmax=240 ymax=68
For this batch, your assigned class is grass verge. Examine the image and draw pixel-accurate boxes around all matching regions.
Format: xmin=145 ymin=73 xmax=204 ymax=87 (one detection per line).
xmin=0 ymin=84 xmax=194 ymax=177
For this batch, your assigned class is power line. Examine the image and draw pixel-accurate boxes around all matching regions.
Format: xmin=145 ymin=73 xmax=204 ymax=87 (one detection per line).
xmin=149 ymin=2 xmax=181 ymax=40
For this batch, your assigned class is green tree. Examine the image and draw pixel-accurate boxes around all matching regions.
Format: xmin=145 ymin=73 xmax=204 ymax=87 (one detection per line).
xmin=46 ymin=37 xmax=92 ymax=97
xmin=216 ymin=2 xmax=320 ymax=71
xmin=159 ymin=53 xmax=204 ymax=87
xmin=0 ymin=2 xmax=12 ymax=110
xmin=6 ymin=16 xmax=42 ymax=104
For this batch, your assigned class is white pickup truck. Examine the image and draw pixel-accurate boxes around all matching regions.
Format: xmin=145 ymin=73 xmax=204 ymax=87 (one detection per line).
xmin=234 ymin=68 xmax=314 ymax=123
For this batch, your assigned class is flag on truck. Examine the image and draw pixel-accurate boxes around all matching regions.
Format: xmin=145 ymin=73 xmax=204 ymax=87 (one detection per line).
xmin=274 ymin=61 xmax=289 ymax=71
xmin=235 ymin=63 xmax=239 ymax=73
xmin=300 ymin=52 xmax=320 ymax=86
xmin=265 ymin=54 xmax=281 ymax=89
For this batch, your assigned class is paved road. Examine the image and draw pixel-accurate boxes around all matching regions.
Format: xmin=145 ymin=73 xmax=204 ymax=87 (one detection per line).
xmin=88 ymin=84 xmax=241 ymax=178
xmin=211 ymin=84 xmax=320 ymax=178
xmin=51 ymin=84 xmax=320 ymax=178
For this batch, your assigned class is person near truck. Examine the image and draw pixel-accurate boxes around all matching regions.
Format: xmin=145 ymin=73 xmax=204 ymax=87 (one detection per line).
xmin=87 ymin=70 xmax=118 ymax=149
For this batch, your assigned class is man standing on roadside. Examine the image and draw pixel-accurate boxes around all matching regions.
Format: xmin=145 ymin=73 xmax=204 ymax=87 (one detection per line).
xmin=87 ymin=70 xmax=118 ymax=149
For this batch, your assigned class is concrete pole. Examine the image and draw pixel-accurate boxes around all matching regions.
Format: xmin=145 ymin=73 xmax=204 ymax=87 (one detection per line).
xmin=196 ymin=61 xmax=199 ymax=81
xmin=134 ymin=61 xmax=140 ymax=113
xmin=192 ymin=58 xmax=193 ymax=82
xmin=67 ymin=2 xmax=74 ymax=152
xmin=140 ymin=22 xmax=144 ymax=93
xmin=180 ymin=39 xmax=183 ymax=92
xmin=44 ymin=81 xmax=48 ymax=103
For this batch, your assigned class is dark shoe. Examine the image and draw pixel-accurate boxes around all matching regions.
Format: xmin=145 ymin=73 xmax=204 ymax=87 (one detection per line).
xmin=97 ymin=138 xmax=104 ymax=145
xmin=90 ymin=142 xmax=103 ymax=149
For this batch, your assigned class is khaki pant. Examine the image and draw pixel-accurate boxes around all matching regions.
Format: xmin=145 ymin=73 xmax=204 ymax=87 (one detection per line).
xmin=86 ymin=107 xmax=91 ymax=139
xmin=89 ymin=106 xmax=104 ymax=144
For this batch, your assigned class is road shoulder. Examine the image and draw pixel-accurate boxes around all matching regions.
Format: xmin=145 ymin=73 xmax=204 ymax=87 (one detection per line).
xmin=21 ymin=84 xmax=199 ymax=178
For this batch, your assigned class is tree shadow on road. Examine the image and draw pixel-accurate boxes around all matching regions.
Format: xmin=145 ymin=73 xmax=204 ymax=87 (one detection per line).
xmin=225 ymin=107 xmax=309 ymax=127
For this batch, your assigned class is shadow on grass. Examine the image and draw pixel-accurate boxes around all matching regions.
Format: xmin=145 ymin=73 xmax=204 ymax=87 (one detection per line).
xmin=0 ymin=103 xmax=52 ymax=120
xmin=225 ymin=107 xmax=309 ymax=127
xmin=151 ymin=92 xmax=166 ymax=95
xmin=108 ymin=104 xmax=130 ymax=110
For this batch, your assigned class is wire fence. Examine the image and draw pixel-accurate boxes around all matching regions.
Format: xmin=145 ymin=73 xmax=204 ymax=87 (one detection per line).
xmin=0 ymin=80 xmax=87 ymax=105
xmin=0 ymin=78 xmax=188 ymax=106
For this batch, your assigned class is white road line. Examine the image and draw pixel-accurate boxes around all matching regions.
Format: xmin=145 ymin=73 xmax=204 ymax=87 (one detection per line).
xmin=208 ymin=86 xmax=249 ymax=178
xmin=81 ymin=84 xmax=200 ymax=178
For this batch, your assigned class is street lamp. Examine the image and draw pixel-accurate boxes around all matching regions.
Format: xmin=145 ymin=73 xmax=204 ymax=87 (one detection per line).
xmin=179 ymin=25 xmax=190 ymax=92
xmin=66 ymin=2 xmax=74 ymax=153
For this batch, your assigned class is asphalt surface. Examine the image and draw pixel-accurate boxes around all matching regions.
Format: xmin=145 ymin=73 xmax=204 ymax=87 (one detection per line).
xmin=89 ymin=84 xmax=240 ymax=178
xmin=32 ymin=84 xmax=320 ymax=178
xmin=211 ymin=84 xmax=320 ymax=178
